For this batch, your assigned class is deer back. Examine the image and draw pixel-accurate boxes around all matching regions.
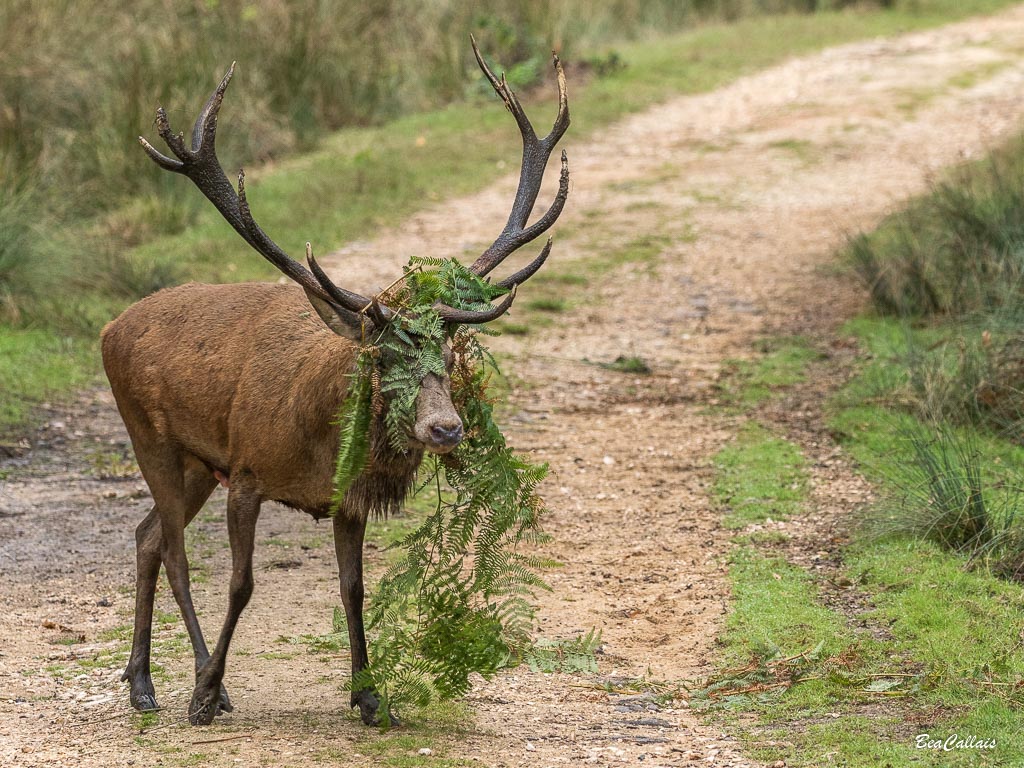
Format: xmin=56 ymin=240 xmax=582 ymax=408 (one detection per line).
xmin=102 ymin=282 xmax=358 ymax=510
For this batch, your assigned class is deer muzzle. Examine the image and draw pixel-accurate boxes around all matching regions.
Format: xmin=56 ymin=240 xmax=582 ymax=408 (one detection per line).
xmin=413 ymin=374 xmax=464 ymax=454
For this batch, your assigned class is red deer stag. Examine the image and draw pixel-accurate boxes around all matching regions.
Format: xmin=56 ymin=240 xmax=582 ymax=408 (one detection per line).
xmin=102 ymin=40 xmax=569 ymax=726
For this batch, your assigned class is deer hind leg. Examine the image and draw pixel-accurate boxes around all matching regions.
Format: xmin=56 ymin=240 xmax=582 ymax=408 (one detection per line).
xmin=123 ymin=455 xmax=218 ymax=712
xmin=122 ymin=506 xmax=162 ymax=711
xmin=132 ymin=444 xmax=234 ymax=718
xmin=188 ymin=474 xmax=261 ymax=726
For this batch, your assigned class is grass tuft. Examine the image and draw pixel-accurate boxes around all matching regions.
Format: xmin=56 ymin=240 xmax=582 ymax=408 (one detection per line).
xmin=849 ymin=132 xmax=1024 ymax=319
xmin=717 ymin=337 xmax=822 ymax=407
xmin=713 ymin=423 xmax=808 ymax=529
xmin=600 ymin=355 xmax=652 ymax=374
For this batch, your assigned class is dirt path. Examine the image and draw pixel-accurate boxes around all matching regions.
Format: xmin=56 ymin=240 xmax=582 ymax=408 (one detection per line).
xmin=5 ymin=7 xmax=1024 ymax=767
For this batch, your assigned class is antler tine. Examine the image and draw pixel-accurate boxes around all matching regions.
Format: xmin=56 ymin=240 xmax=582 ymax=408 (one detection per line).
xmin=366 ymin=297 xmax=392 ymax=328
xmin=306 ymin=243 xmax=392 ymax=321
xmin=468 ymin=38 xmax=571 ymax=281
xmin=140 ymin=65 xmax=379 ymax=320
xmin=470 ymin=35 xmax=536 ymax=145
xmin=190 ymin=62 xmax=235 ymax=153
xmin=434 ymin=285 xmax=517 ymax=324
xmin=233 ymin=172 xmax=372 ymax=314
xmin=304 ymin=243 xmax=374 ymax=330
xmin=496 ymin=237 xmax=552 ymax=290
xmin=139 ymin=109 xmax=186 ymax=172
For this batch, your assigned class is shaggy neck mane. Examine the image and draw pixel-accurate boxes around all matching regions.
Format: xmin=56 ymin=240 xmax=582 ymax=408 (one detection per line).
xmin=308 ymin=339 xmax=425 ymax=520
xmin=340 ymin=414 xmax=424 ymax=520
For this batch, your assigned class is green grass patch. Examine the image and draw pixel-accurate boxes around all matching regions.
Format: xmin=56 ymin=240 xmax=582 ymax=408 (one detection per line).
xmin=523 ymin=297 xmax=569 ymax=313
xmin=766 ymin=138 xmax=819 ymax=164
xmin=707 ymin=318 xmax=1024 ymax=763
xmin=718 ymin=337 xmax=822 ymax=408
xmin=720 ymin=547 xmax=853 ymax=668
xmin=746 ymin=715 xmax=920 ymax=768
xmin=348 ymin=699 xmax=474 ymax=767
xmin=97 ymin=624 xmax=133 ymax=643
xmin=593 ymin=233 xmax=676 ymax=272
xmin=830 ymin=316 xmax=1024 ymax=492
xmin=710 ymin=436 xmax=1024 ymax=766
xmin=714 ymin=322 xmax=1024 ymax=765
xmin=492 ymin=320 xmax=531 ymax=336
xmin=599 ymin=355 xmax=652 ymax=374
xmin=713 ymin=422 xmax=808 ymax=529
xmin=0 ymin=327 xmax=98 ymax=435
xmin=281 ymin=606 xmax=352 ymax=656
xmin=849 ymin=538 xmax=1024 ymax=705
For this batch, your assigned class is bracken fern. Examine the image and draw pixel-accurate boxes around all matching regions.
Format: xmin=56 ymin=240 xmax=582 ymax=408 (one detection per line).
xmin=332 ymin=257 xmax=550 ymax=721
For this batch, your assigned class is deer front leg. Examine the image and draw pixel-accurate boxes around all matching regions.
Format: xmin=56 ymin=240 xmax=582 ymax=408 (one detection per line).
xmin=333 ymin=513 xmax=396 ymax=726
xmin=188 ymin=481 xmax=260 ymax=725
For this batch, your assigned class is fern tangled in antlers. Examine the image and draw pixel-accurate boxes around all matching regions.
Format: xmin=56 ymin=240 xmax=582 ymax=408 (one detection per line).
xmin=332 ymin=257 xmax=550 ymax=720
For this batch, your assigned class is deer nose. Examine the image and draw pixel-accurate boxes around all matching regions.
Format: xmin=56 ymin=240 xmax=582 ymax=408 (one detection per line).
xmin=430 ymin=422 xmax=464 ymax=446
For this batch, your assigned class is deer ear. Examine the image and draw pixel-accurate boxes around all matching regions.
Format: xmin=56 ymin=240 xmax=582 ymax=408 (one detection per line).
xmin=303 ymin=288 xmax=370 ymax=341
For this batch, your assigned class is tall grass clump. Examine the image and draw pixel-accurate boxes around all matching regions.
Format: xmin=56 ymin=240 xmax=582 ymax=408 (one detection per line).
xmin=845 ymin=133 xmax=1024 ymax=580
xmin=850 ymin=135 xmax=1024 ymax=437
xmin=897 ymin=319 xmax=1024 ymax=442
xmin=866 ymin=423 xmax=1024 ymax=581
xmin=851 ymin=135 xmax=1024 ymax=318
xmin=0 ymin=184 xmax=38 ymax=323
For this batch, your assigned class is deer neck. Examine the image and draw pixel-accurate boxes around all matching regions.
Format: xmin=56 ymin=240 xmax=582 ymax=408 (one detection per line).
xmin=300 ymin=338 xmax=424 ymax=519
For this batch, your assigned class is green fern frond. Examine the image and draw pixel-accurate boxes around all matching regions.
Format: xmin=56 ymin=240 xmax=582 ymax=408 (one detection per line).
xmin=330 ymin=255 xmax=562 ymax=723
xmin=331 ymin=367 xmax=374 ymax=507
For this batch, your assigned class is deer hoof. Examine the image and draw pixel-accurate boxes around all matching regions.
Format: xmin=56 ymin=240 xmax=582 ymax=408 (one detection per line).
xmin=191 ymin=684 xmax=227 ymax=729
xmin=352 ymin=691 xmax=398 ymax=727
xmin=123 ymin=666 xmax=159 ymax=712
xmin=351 ymin=690 xmax=378 ymax=726
xmin=130 ymin=690 xmax=159 ymax=713
xmin=188 ymin=684 xmax=231 ymax=725
xmin=218 ymin=685 xmax=234 ymax=714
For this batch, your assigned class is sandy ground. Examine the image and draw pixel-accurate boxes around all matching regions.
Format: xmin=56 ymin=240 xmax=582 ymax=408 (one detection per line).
xmin=5 ymin=6 xmax=1024 ymax=766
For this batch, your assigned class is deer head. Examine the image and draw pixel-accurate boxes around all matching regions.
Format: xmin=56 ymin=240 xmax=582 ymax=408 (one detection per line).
xmin=138 ymin=38 xmax=569 ymax=456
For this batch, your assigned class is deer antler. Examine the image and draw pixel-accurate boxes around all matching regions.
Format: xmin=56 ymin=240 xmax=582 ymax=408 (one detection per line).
xmin=467 ymin=36 xmax=570 ymax=279
xmin=139 ymin=64 xmax=386 ymax=326
xmin=140 ymin=44 xmax=569 ymax=329
xmin=429 ymin=37 xmax=570 ymax=324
